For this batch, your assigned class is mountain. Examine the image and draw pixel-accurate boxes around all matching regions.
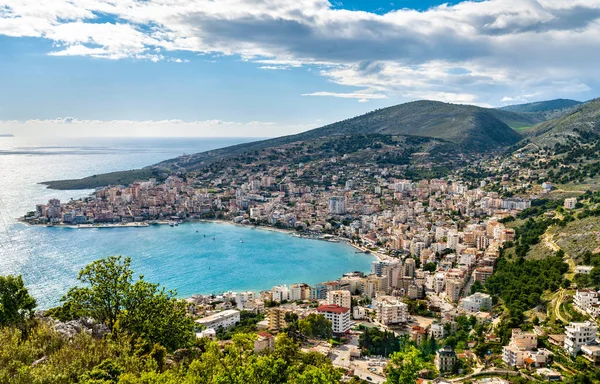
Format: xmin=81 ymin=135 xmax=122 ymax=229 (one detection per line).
xmin=525 ymin=98 xmax=600 ymax=147
xmin=0 ymin=134 xmax=14 ymax=137
xmin=499 ymin=99 xmax=582 ymax=123
xmin=500 ymin=99 xmax=582 ymax=113
xmin=45 ymin=99 xmax=567 ymax=189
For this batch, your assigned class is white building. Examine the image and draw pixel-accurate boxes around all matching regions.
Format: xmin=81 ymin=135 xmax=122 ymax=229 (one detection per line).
xmin=327 ymin=290 xmax=352 ymax=309
xmin=564 ymin=321 xmax=599 ymax=355
xmin=374 ymin=296 xmax=408 ymax=325
xmin=460 ymin=292 xmax=492 ymax=313
xmin=317 ymin=304 xmax=352 ymax=335
xmin=574 ymin=289 xmax=600 ymax=318
xmin=575 ymin=266 xmax=595 ymax=275
xmin=429 ymin=323 xmax=445 ymax=339
xmin=271 ymin=285 xmax=289 ymax=302
xmin=196 ymin=309 xmax=241 ymax=331
xmin=502 ymin=329 xmax=538 ymax=367
xmin=564 ymin=197 xmax=577 ymax=209
xmin=236 ymin=291 xmax=256 ymax=310
xmin=328 ymin=196 xmax=347 ymax=215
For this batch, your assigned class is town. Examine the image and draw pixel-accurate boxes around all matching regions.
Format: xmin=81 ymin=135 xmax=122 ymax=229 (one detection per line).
xmin=23 ymin=140 xmax=600 ymax=383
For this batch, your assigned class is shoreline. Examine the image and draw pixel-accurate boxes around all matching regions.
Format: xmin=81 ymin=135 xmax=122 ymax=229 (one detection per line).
xmin=22 ymin=217 xmax=385 ymax=259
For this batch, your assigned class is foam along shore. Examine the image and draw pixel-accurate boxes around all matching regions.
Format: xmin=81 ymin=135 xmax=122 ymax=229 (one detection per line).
xmin=46 ymin=222 xmax=150 ymax=229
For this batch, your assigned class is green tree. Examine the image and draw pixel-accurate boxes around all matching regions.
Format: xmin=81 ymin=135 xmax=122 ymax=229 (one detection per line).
xmin=118 ymin=279 xmax=195 ymax=351
xmin=53 ymin=256 xmax=194 ymax=351
xmin=61 ymin=256 xmax=133 ymax=330
xmin=298 ymin=314 xmax=332 ymax=339
xmin=0 ymin=275 xmax=37 ymax=328
xmin=385 ymin=345 xmax=426 ymax=384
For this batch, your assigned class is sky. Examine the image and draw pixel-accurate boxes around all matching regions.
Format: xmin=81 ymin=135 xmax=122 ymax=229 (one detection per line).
xmin=0 ymin=0 xmax=599 ymax=137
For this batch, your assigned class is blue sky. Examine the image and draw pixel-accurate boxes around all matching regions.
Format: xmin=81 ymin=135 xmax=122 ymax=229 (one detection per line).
xmin=0 ymin=0 xmax=598 ymax=137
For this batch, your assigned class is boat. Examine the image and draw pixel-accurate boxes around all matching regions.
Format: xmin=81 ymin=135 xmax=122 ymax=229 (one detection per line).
xmin=240 ymin=239 xmax=244 ymax=243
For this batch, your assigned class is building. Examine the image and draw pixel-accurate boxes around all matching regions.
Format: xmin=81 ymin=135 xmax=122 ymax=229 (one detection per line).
xmin=328 ymin=196 xmax=347 ymax=215
xmin=327 ymin=290 xmax=352 ymax=309
xmin=473 ymin=267 xmax=493 ymax=285
xmin=374 ymin=296 xmax=408 ymax=325
xmin=445 ymin=279 xmax=462 ymax=303
xmin=575 ymin=265 xmax=595 ymax=275
xmin=564 ymin=321 xmax=599 ymax=355
xmin=574 ymin=289 xmax=600 ymax=318
xmin=254 ymin=332 xmax=275 ymax=353
xmin=268 ymin=307 xmax=290 ymax=332
xmin=271 ymin=285 xmax=289 ymax=302
xmin=502 ymin=329 xmax=537 ymax=367
xmin=435 ymin=346 xmax=457 ymax=372
xmin=317 ymin=304 xmax=351 ymax=335
xmin=460 ymin=292 xmax=492 ymax=313
xmin=195 ymin=309 xmax=240 ymax=331
xmin=510 ymin=329 xmax=537 ymax=350
xmin=564 ymin=197 xmax=578 ymax=209
xmin=235 ymin=291 xmax=256 ymax=310
xmin=289 ymin=283 xmax=311 ymax=301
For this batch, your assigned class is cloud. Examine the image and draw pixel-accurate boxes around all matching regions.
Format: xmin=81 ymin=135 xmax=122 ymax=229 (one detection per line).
xmin=0 ymin=117 xmax=315 ymax=137
xmin=302 ymin=91 xmax=388 ymax=101
xmin=0 ymin=0 xmax=599 ymax=105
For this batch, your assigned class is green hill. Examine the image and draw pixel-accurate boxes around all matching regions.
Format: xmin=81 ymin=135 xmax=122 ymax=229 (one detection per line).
xmin=526 ymin=98 xmax=600 ymax=147
xmin=46 ymin=99 xmax=574 ymax=189
xmin=500 ymin=99 xmax=582 ymax=114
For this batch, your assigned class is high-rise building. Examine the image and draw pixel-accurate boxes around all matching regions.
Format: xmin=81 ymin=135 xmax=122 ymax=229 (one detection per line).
xmin=326 ymin=290 xmax=351 ymax=309
xmin=328 ymin=196 xmax=347 ymax=215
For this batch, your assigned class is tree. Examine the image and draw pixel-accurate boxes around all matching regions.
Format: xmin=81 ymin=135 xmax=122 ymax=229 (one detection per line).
xmin=299 ymin=314 xmax=332 ymax=339
xmin=61 ymin=256 xmax=133 ymax=330
xmin=53 ymin=256 xmax=194 ymax=351
xmin=118 ymin=279 xmax=195 ymax=351
xmin=470 ymin=280 xmax=484 ymax=294
xmin=385 ymin=345 xmax=426 ymax=384
xmin=0 ymin=275 xmax=37 ymax=328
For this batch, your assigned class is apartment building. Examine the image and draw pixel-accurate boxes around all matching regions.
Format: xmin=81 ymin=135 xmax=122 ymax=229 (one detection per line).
xmin=460 ymin=292 xmax=492 ymax=313
xmin=565 ymin=321 xmax=599 ymax=355
xmin=317 ymin=304 xmax=351 ymax=335
xmin=196 ymin=309 xmax=241 ymax=331
xmin=374 ymin=295 xmax=409 ymax=325
xmin=326 ymin=290 xmax=352 ymax=309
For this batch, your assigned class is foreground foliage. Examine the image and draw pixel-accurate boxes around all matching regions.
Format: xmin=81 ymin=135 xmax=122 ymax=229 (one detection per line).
xmin=46 ymin=256 xmax=194 ymax=351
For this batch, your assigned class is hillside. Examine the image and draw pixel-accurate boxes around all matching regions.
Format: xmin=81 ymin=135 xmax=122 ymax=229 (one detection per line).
xmin=156 ymin=101 xmax=525 ymax=171
xmin=500 ymin=99 xmax=582 ymax=114
xmin=44 ymin=99 xmax=571 ymax=189
xmin=526 ymin=98 xmax=600 ymax=147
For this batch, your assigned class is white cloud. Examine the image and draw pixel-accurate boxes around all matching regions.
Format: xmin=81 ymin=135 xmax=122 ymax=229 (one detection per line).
xmin=302 ymin=91 xmax=387 ymax=101
xmin=1 ymin=117 xmax=315 ymax=137
xmin=0 ymin=0 xmax=599 ymax=105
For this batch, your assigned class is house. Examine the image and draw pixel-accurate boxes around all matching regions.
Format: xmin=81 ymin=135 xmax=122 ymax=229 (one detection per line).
xmin=581 ymin=344 xmax=600 ymax=364
xmin=435 ymin=346 xmax=457 ymax=373
xmin=254 ymin=332 xmax=275 ymax=353
xmin=537 ymin=368 xmax=561 ymax=381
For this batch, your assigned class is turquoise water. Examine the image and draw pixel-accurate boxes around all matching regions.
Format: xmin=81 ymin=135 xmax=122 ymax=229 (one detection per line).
xmin=0 ymin=137 xmax=374 ymax=307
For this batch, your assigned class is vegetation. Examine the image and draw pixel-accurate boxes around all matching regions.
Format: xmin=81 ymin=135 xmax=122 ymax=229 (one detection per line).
xmin=485 ymin=254 xmax=568 ymax=324
xmin=0 ymin=275 xmax=37 ymax=329
xmin=298 ymin=314 xmax=333 ymax=340
xmin=46 ymin=256 xmax=194 ymax=351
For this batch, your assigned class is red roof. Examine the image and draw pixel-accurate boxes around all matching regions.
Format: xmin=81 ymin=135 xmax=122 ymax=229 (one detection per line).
xmin=317 ymin=304 xmax=350 ymax=314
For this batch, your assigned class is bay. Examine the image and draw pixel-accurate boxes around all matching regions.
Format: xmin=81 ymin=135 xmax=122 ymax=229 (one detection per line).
xmin=0 ymin=137 xmax=374 ymax=308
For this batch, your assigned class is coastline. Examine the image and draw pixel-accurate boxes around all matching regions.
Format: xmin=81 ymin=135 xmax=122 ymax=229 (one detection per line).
xmin=22 ymin=217 xmax=385 ymax=260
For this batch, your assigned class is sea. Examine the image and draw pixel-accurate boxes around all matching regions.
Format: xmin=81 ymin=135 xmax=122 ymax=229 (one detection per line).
xmin=0 ymin=137 xmax=375 ymax=308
